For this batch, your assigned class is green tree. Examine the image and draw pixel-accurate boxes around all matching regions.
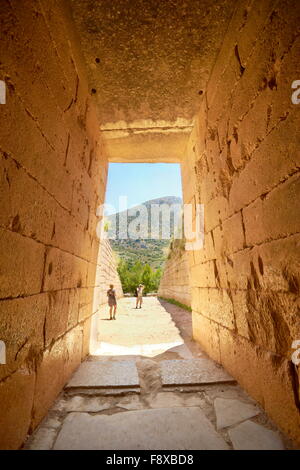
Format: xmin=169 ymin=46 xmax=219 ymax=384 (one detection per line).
xmin=117 ymin=260 xmax=162 ymax=295
xmin=141 ymin=264 xmax=152 ymax=294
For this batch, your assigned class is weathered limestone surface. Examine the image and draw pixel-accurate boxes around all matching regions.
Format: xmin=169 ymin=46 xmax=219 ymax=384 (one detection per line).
xmin=214 ymin=398 xmax=260 ymax=430
xmin=181 ymin=0 xmax=300 ymax=445
xmin=228 ymin=420 xmax=285 ymax=450
xmin=91 ymin=238 xmax=123 ymax=312
xmin=0 ymin=1 xmax=121 ymax=449
xmin=53 ymin=408 xmax=230 ymax=450
xmin=158 ymin=242 xmax=191 ymax=307
xmin=160 ymin=358 xmax=234 ymax=386
xmin=70 ymin=0 xmax=236 ymax=162
xmin=66 ymin=360 xmax=139 ymax=388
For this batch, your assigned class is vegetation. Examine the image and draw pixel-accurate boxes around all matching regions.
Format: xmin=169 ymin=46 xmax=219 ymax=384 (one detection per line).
xmin=111 ymin=238 xmax=169 ymax=270
xmin=118 ymin=260 xmax=162 ymax=295
xmin=103 ymin=219 xmax=110 ymax=232
xmin=158 ymin=296 xmax=192 ymax=312
xmin=108 ymin=196 xmax=182 ymax=270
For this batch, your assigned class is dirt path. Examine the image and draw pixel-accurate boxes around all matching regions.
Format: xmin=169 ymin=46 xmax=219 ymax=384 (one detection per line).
xmin=90 ymin=296 xmax=202 ymax=360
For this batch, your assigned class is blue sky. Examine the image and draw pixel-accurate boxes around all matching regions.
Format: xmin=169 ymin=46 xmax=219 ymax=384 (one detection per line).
xmin=104 ymin=163 xmax=182 ymax=215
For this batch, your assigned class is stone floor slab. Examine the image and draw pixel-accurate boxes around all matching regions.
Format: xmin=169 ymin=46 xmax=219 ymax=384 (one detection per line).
xmin=228 ymin=420 xmax=285 ymax=450
xmin=160 ymin=358 xmax=235 ymax=386
xmin=214 ymin=398 xmax=260 ymax=429
xmin=66 ymin=360 xmax=139 ymax=388
xmin=166 ymin=344 xmax=194 ymax=359
xmin=149 ymin=391 xmax=206 ymax=409
xmin=54 ymin=407 xmax=230 ymax=450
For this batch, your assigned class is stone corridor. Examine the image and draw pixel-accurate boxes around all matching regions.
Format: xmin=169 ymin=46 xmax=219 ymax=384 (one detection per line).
xmin=0 ymin=0 xmax=300 ymax=450
xmin=25 ymin=298 xmax=290 ymax=450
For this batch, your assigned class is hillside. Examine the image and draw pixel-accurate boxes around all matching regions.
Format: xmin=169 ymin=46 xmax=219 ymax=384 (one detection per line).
xmin=107 ymin=196 xmax=182 ymax=270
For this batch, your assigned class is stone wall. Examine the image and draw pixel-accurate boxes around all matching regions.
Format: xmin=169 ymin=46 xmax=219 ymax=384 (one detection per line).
xmin=93 ymin=239 xmax=123 ymax=310
xmin=158 ymin=241 xmax=191 ymax=307
xmin=181 ymin=0 xmax=300 ymax=445
xmin=0 ymin=0 xmax=116 ymax=449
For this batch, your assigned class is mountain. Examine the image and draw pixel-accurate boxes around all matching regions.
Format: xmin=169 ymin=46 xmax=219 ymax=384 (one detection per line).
xmin=106 ymin=196 xmax=182 ymax=269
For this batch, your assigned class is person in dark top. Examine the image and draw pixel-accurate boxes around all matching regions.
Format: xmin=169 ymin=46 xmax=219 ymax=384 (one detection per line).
xmin=107 ymin=284 xmax=117 ymax=320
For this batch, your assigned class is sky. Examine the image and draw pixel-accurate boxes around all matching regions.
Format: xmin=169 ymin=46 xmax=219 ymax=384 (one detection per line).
xmin=104 ymin=163 xmax=182 ymax=215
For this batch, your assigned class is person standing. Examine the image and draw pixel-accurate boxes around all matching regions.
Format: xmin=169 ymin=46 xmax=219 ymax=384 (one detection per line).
xmin=107 ymin=284 xmax=117 ymax=320
xmin=135 ymin=284 xmax=144 ymax=309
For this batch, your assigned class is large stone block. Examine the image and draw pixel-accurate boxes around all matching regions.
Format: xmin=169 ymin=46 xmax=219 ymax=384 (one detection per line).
xmin=86 ymin=260 xmax=98 ymax=288
xmin=237 ymin=0 xmax=277 ymax=67
xmin=0 ymin=294 xmax=47 ymax=380
xmin=223 ymin=211 xmax=245 ymax=254
xmin=82 ymin=317 xmax=92 ymax=359
xmin=231 ymin=290 xmax=250 ymax=340
xmin=63 ymin=326 xmax=83 ymax=383
xmin=214 ymin=258 xmax=231 ymax=289
xmin=228 ymin=248 xmax=254 ymax=290
xmin=192 ymin=311 xmax=221 ymax=363
xmin=229 ymin=111 xmax=300 ymax=215
xmin=0 ymin=88 xmax=74 ymax=211
xmin=53 ymin=206 xmax=92 ymax=261
xmin=45 ymin=289 xmax=79 ymax=346
xmin=67 ymin=289 xmax=81 ymax=330
xmin=243 ymin=173 xmax=300 ymax=246
xmin=0 ymin=152 xmax=56 ymax=244
xmin=38 ymin=0 xmax=84 ymax=102
xmin=53 ymin=407 xmax=230 ymax=450
xmin=205 ymin=196 xmax=229 ymax=233
xmin=231 ymin=91 xmax=270 ymax=167
xmin=0 ymin=229 xmax=45 ymax=299
xmin=218 ymin=328 xmax=300 ymax=446
xmin=0 ymin=4 xmax=67 ymax=153
xmin=190 ymin=262 xmax=217 ymax=288
xmin=8 ymin=0 xmax=76 ymax=112
xmin=255 ymin=234 xmax=300 ymax=292
xmin=32 ymin=337 xmax=66 ymax=428
xmin=268 ymin=35 xmax=300 ymax=130
xmin=32 ymin=326 xmax=83 ymax=429
xmin=208 ymin=49 xmax=242 ymax=126
xmin=228 ymin=23 xmax=280 ymax=131
xmin=241 ymin=287 xmax=296 ymax=358
xmin=43 ymin=247 xmax=89 ymax=292
xmin=191 ymin=287 xmax=235 ymax=330
xmin=0 ymin=367 xmax=35 ymax=450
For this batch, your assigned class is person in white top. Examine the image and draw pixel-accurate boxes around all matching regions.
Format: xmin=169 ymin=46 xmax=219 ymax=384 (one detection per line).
xmin=135 ymin=284 xmax=144 ymax=309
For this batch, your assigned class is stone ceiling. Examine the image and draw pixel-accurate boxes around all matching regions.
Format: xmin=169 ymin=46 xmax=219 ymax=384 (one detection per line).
xmin=69 ymin=0 xmax=236 ymax=161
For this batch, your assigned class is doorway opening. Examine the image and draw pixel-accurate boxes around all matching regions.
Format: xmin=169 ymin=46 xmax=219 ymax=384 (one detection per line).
xmin=89 ymin=162 xmax=194 ymax=358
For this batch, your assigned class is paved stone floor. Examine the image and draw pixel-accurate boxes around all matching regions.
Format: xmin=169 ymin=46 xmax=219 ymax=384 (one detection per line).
xmin=24 ymin=298 xmax=294 ymax=450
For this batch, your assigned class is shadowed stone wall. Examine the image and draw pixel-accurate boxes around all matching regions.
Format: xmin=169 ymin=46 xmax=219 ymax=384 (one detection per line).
xmin=158 ymin=242 xmax=191 ymax=307
xmin=181 ymin=0 xmax=300 ymax=445
xmin=0 ymin=0 xmax=120 ymax=449
xmin=93 ymin=239 xmax=123 ymax=309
